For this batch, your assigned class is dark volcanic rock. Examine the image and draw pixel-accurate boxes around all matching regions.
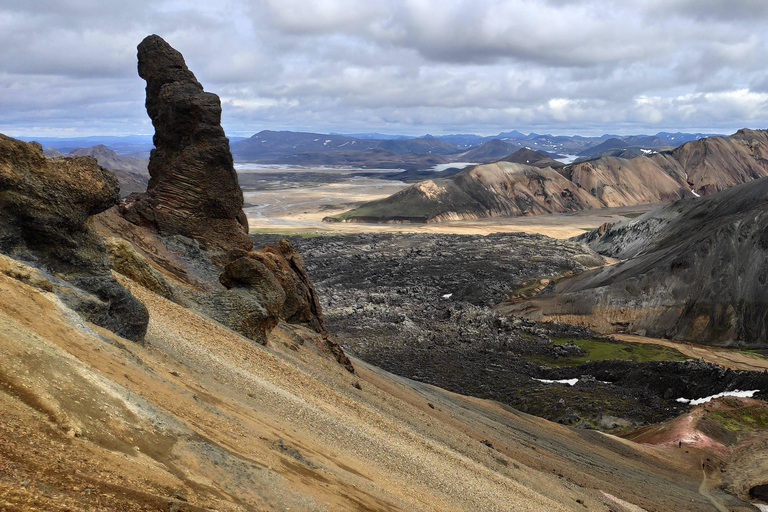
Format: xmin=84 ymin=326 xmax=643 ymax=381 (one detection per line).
xmin=0 ymin=134 xmax=148 ymax=341
xmin=125 ymin=34 xmax=251 ymax=256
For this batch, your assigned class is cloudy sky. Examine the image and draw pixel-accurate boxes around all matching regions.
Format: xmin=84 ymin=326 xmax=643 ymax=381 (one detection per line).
xmin=2 ymin=0 xmax=767 ymax=137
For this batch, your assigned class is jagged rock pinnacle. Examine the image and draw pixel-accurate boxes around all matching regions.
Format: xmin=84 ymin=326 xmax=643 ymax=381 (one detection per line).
xmin=126 ymin=34 xmax=251 ymax=257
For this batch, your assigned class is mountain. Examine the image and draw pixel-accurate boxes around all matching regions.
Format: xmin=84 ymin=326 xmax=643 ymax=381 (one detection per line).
xmin=502 ymin=147 xmax=564 ymax=168
xmin=20 ymin=134 xmax=154 ymax=155
xmin=330 ymin=129 xmax=768 ymax=223
xmin=231 ymin=130 xmax=373 ymax=160
xmin=505 ymin=176 xmax=768 ymax=347
xmin=326 ymin=161 xmax=603 ymax=223
xmin=43 ymin=144 xmax=149 ymax=197
xmin=457 ymin=139 xmax=520 ymax=163
xmin=576 ymin=137 xmax=629 ymax=157
xmin=69 ymin=144 xmax=148 ymax=174
xmin=375 ymin=135 xmax=460 ymax=155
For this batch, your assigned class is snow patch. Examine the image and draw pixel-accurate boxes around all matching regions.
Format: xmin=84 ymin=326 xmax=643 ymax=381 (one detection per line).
xmin=535 ymin=378 xmax=579 ymax=386
xmin=691 ymin=190 xmax=701 ymax=197
xmin=441 ymin=293 xmax=453 ymax=299
xmin=676 ymin=390 xmax=759 ymax=405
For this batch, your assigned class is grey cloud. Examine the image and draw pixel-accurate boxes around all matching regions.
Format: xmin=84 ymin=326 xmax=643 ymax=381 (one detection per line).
xmin=0 ymin=0 xmax=766 ymax=136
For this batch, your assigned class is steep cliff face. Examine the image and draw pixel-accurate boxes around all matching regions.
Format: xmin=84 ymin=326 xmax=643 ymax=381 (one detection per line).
xmin=123 ymin=34 xmax=251 ymax=256
xmin=0 ymin=134 xmax=149 ymax=341
xmin=507 ymin=177 xmax=768 ymax=346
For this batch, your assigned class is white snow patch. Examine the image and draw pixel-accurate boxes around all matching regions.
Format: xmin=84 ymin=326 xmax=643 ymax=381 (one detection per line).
xmin=313 ymin=138 xmax=319 ymax=141
xmin=441 ymin=293 xmax=453 ymax=299
xmin=754 ymin=505 xmax=768 ymax=512
xmin=676 ymin=390 xmax=759 ymax=405
xmin=691 ymin=190 xmax=701 ymax=197
xmin=535 ymin=378 xmax=579 ymax=386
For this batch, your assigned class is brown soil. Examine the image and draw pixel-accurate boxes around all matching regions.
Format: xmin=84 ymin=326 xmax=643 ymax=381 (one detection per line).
xmin=0 ymin=261 xmax=757 ymax=511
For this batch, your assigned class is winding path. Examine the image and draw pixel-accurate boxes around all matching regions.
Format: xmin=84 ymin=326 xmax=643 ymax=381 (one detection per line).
xmin=698 ymin=463 xmax=728 ymax=512
xmin=615 ymin=334 xmax=768 ymax=372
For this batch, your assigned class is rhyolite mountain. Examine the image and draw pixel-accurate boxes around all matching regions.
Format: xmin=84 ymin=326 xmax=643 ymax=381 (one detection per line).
xmin=327 ymin=160 xmax=604 ymax=223
xmin=504 ymin=176 xmax=768 ymax=346
xmin=331 ymin=129 xmax=768 ymax=223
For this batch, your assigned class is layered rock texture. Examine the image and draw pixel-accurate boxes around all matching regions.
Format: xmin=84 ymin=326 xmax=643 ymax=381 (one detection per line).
xmin=506 ymin=177 xmax=768 ymax=346
xmin=332 ymin=129 xmax=768 ymax=223
xmin=124 ymin=34 xmax=251 ymax=255
xmin=108 ymin=35 xmax=346 ymax=365
xmin=0 ymin=134 xmax=148 ymax=340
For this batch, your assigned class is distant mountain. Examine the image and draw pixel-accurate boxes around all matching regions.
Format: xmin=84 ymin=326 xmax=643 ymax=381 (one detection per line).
xmin=231 ymin=130 xmax=373 ymax=160
xmin=229 ymin=129 xmax=727 ymax=168
xmin=69 ymin=144 xmax=148 ymax=175
xmin=21 ymin=135 xmax=153 ymax=156
xmin=44 ymin=144 xmax=149 ymax=197
xmin=497 ymin=130 xmax=529 ymax=139
xmin=329 ymin=129 xmax=768 ymax=223
xmin=502 ymin=148 xmax=564 ymax=168
xmin=577 ymin=138 xmax=629 ymax=157
xmin=376 ymin=136 xmax=460 ymax=155
xmin=457 ymin=139 xmax=520 ymax=163
xmin=432 ymin=133 xmax=484 ymax=147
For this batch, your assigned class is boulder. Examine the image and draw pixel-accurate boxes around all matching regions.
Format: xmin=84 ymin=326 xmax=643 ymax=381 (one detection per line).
xmin=0 ymin=134 xmax=148 ymax=341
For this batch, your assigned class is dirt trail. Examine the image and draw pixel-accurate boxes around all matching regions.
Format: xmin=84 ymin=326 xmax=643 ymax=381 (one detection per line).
xmin=615 ymin=334 xmax=768 ymax=372
xmin=699 ymin=463 xmax=728 ymax=512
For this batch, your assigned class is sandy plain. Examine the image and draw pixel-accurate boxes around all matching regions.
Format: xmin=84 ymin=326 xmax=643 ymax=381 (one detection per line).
xmin=238 ymin=165 xmax=658 ymax=238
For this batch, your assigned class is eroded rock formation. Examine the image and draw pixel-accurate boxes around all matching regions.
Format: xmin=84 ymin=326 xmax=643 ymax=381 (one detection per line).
xmin=107 ymin=35 xmax=345 ymax=365
xmin=123 ymin=34 xmax=251 ymax=256
xmin=0 ymin=134 xmax=149 ymax=341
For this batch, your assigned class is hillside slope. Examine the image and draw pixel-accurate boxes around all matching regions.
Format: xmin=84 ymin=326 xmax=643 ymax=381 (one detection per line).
xmin=0 ymin=252 xmax=754 ymax=511
xmin=327 ymin=161 xmax=602 ymax=223
xmin=505 ymin=177 xmax=768 ymax=346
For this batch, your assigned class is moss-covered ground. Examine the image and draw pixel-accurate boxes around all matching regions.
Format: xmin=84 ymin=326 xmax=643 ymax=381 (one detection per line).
xmin=530 ymin=338 xmax=689 ymax=367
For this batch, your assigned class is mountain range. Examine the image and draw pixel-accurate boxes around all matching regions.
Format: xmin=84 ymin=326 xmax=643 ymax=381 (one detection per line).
xmin=330 ymin=129 xmax=768 ymax=223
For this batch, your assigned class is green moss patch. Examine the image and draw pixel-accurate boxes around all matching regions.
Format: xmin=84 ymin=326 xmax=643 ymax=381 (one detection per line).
xmin=531 ymin=338 xmax=689 ymax=367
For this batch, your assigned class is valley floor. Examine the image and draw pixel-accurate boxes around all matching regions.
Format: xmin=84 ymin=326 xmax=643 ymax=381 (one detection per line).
xmin=237 ymin=165 xmax=658 ymax=237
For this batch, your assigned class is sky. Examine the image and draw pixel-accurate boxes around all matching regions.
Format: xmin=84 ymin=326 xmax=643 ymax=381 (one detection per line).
xmin=2 ymin=0 xmax=767 ymax=138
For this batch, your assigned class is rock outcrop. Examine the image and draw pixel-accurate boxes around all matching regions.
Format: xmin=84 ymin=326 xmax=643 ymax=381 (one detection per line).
xmin=0 ymin=134 xmax=148 ymax=341
xmin=105 ymin=35 xmax=344 ymax=363
xmin=123 ymin=34 xmax=251 ymax=256
xmin=506 ymin=177 xmax=768 ymax=346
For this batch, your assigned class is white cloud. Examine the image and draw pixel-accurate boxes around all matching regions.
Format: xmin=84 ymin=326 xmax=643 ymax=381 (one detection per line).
xmin=0 ymin=0 xmax=766 ymax=136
